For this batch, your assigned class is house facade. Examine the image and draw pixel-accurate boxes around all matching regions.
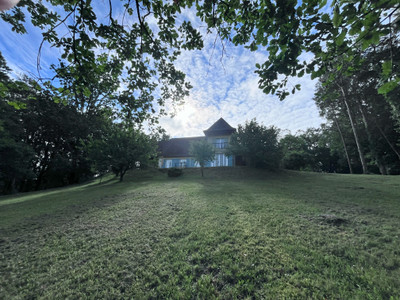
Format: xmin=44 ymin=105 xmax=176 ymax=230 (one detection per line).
xmin=158 ymin=118 xmax=236 ymax=168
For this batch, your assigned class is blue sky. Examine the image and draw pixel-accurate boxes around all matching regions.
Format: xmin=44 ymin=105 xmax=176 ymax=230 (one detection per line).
xmin=0 ymin=2 xmax=325 ymax=138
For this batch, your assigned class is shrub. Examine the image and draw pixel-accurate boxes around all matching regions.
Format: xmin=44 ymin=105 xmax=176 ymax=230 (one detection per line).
xmin=167 ymin=168 xmax=183 ymax=177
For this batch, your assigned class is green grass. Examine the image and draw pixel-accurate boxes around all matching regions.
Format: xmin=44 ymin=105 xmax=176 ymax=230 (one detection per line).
xmin=1 ymin=168 xmax=399 ymax=299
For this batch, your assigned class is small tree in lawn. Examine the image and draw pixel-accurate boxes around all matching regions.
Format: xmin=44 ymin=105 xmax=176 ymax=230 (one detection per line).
xmin=108 ymin=125 xmax=157 ymax=182
xmin=189 ymin=140 xmax=215 ymax=177
xmin=86 ymin=123 xmax=157 ymax=182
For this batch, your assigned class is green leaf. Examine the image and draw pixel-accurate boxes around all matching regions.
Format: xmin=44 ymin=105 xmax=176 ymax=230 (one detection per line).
xmin=7 ymin=101 xmax=26 ymax=109
xmin=377 ymin=79 xmax=399 ymax=95
xmin=382 ymin=61 xmax=392 ymax=77
xmin=361 ymin=39 xmax=371 ymax=50
xmin=369 ymin=31 xmax=380 ymax=45
xmin=321 ymin=13 xmax=330 ymax=22
xmin=335 ymin=30 xmax=347 ymax=46
xmin=0 ymin=82 xmax=8 ymax=96
xmin=319 ymin=0 xmax=328 ymax=9
xmin=83 ymin=88 xmax=92 ymax=97
xmin=332 ymin=5 xmax=342 ymax=28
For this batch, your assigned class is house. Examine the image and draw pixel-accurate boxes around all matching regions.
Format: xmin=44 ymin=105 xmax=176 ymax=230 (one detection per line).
xmin=158 ymin=118 xmax=236 ymax=168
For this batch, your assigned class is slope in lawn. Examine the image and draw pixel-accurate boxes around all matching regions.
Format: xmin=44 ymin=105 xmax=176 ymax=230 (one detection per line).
xmin=0 ymin=168 xmax=399 ymax=298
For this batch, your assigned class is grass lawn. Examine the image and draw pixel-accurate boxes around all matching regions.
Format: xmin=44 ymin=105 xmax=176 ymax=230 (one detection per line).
xmin=1 ymin=168 xmax=399 ymax=299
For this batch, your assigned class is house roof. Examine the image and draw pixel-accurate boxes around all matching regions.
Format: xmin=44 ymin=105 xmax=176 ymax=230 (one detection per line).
xmin=203 ymin=118 xmax=236 ymax=136
xmin=158 ymin=136 xmax=205 ymax=157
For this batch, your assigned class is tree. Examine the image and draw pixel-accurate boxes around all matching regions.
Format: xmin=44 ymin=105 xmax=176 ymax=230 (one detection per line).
xmin=189 ymin=140 xmax=215 ymax=177
xmin=1 ymin=0 xmax=204 ymax=121
xmin=0 ymin=55 xmax=35 ymax=193
xmin=0 ymin=120 xmax=35 ymax=193
xmin=85 ymin=119 xmax=114 ymax=183
xmin=228 ymin=120 xmax=282 ymax=170
xmin=1 ymin=46 xmax=162 ymax=193
xmin=280 ymin=128 xmax=341 ymax=173
xmin=0 ymin=51 xmax=112 ymax=192
xmin=280 ymin=134 xmax=311 ymax=171
xmin=92 ymin=124 xmax=157 ymax=182
xmin=302 ymin=127 xmax=342 ymax=173
xmin=314 ymin=43 xmax=400 ymax=175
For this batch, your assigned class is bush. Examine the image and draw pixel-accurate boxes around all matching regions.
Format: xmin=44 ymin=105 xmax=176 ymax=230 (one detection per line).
xmin=168 ymin=168 xmax=183 ymax=177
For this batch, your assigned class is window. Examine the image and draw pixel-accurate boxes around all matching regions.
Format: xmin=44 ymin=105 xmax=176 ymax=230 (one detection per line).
xmin=214 ymin=138 xmax=227 ymax=149
xmin=180 ymin=159 xmax=186 ymax=168
xmin=214 ymin=154 xmax=229 ymax=166
xmin=166 ymin=160 xmax=172 ymax=168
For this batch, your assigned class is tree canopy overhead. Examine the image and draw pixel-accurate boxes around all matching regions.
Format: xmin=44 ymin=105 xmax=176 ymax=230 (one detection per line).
xmin=1 ymin=0 xmax=204 ymax=121
xmin=197 ymin=0 xmax=400 ymax=98
xmin=2 ymin=0 xmax=398 ymax=108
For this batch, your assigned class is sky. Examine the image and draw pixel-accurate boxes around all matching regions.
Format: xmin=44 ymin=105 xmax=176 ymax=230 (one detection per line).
xmin=0 ymin=2 xmax=325 ymax=138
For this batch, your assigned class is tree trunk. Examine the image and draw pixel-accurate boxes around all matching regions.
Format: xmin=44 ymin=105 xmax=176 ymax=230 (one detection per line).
xmin=35 ymin=170 xmax=45 ymax=191
xmin=375 ymin=121 xmax=400 ymax=160
xmin=120 ymin=168 xmax=127 ymax=182
xmin=357 ymin=99 xmax=387 ymax=175
xmin=378 ymin=163 xmax=388 ymax=176
xmin=10 ymin=177 xmax=17 ymax=194
xmin=201 ymin=166 xmax=204 ymax=177
xmin=333 ymin=116 xmax=353 ymax=174
xmin=338 ymin=83 xmax=368 ymax=174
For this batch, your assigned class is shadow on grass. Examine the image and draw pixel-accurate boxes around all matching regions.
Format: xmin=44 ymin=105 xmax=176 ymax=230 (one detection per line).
xmin=0 ymin=169 xmax=166 ymax=230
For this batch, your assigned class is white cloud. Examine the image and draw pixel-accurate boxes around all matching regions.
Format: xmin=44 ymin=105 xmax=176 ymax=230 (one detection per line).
xmin=158 ymin=19 xmax=325 ymax=137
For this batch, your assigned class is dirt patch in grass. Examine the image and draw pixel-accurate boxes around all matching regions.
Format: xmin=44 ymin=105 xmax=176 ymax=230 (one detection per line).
xmin=301 ymin=214 xmax=349 ymax=226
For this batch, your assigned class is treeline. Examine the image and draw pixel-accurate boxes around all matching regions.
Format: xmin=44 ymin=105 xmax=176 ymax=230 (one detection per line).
xmin=230 ymin=118 xmax=400 ymax=175
xmin=281 ymin=126 xmax=399 ymax=175
xmin=0 ymin=54 xmax=158 ymax=194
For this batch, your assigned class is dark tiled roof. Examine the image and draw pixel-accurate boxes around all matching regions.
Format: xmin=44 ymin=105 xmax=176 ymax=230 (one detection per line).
xmin=203 ymin=118 xmax=236 ymax=136
xmin=158 ymin=136 xmax=205 ymax=157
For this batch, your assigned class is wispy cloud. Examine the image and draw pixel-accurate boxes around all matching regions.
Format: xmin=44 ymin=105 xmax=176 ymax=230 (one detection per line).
xmin=0 ymin=6 xmax=64 ymax=80
xmin=159 ymin=10 xmax=325 ymax=137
